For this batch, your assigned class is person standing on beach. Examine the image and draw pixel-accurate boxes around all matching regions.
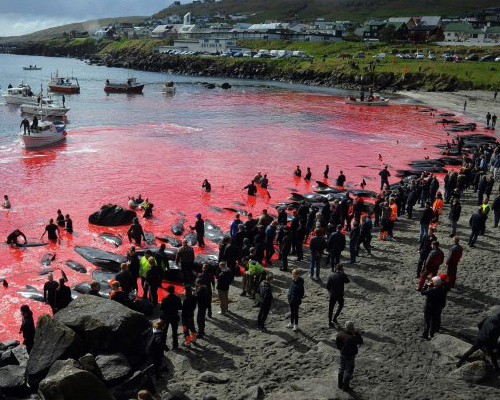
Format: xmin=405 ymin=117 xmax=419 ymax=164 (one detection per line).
xmin=216 ymin=262 xmax=232 ymax=315
xmin=492 ymin=114 xmax=497 ymax=129
xmin=196 ymin=278 xmax=209 ymax=339
xmin=324 ymin=165 xmax=329 ymax=179
xmin=494 ymin=91 xmax=498 ymax=101
xmin=449 ymin=198 xmax=461 ymax=237
xmin=419 ymin=202 xmax=434 ymax=242
xmin=379 ymin=166 xmax=390 ymax=190
xmin=446 ymin=236 xmax=463 ymax=289
xmin=486 ymin=112 xmax=491 ymax=127
xmin=418 ymin=241 xmax=444 ymax=291
xmin=328 ymin=225 xmax=346 ymax=266
xmin=257 ymin=273 xmax=273 ymax=332
xmin=336 ymin=321 xmax=363 ymax=391
xmin=327 ymin=264 xmax=350 ymax=326
xmin=493 ymin=194 xmax=500 ymax=228
xmin=287 ymin=269 xmax=304 ymax=331
xmin=421 ymin=276 xmax=448 ymax=339
xmin=198 ymin=264 xmax=215 ymax=318
xmin=19 ymin=305 xmax=35 ymax=353
xmin=160 ymin=285 xmax=182 ymax=350
xmin=463 ymin=101 xmax=467 ymax=111
xmin=468 ymin=207 xmax=484 ymax=247
xmin=309 ymin=229 xmax=327 ymax=280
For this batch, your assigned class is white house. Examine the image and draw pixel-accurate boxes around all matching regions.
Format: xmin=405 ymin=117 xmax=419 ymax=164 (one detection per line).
xmin=128 ymin=26 xmax=153 ymax=38
xmin=151 ymin=25 xmax=176 ymax=38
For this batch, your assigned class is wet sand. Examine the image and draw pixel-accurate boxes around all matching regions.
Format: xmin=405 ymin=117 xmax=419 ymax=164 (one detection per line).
xmin=399 ymin=90 xmax=500 ymax=122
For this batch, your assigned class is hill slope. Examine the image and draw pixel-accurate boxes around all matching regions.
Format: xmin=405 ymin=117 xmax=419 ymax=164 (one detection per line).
xmin=0 ymin=16 xmax=146 ymax=43
xmin=155 ymin=0 xmax=499 ymax=22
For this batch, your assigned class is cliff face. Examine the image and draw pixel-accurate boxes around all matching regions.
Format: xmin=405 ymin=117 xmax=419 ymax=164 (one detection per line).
xmin=2 ymin=43 xmax=483 ymax=92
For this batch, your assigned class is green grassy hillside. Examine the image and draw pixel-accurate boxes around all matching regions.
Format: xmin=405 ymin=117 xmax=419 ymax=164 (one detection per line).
xmin=155 ymin=0 xmax=499 ymax=22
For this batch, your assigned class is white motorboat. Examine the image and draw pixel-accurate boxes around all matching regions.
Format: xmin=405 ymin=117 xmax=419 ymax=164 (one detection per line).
xmin=163 ymin=81 xmax=176 ymax=94
xmin=345 ymin=96 xmax=389 ymax=106
xmin=20 ymin=98 xmax=69 ymax=117
xmin=20 ymin=120 xmax=67 ymax=148
xmin=2 ymin=84 xmax=38 ymax=105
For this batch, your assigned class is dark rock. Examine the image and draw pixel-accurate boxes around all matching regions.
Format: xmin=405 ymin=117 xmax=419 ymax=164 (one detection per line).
xmin=131 ymin=297 xmax=155 ymax=316
xmin=39 ymin=359 xmax=113 ymax=400
xmin=26 ymin=315 xmax=84 ymax=388
xmin=220 ymin=82 xmax=231 ymax=89
xmin=110 ymin=369 xmax=156 ymax=400
xmin=78 ymin=353 xmax=102 ymax=378
xmin=0 ymin=350 xmax=17 ymax=367
xmin=0 ymin=365 xmax=26 ymax=392
xmin=204 ymin=83 xmax=216 ymax=89
xmin=198 ymin=371 xmax=230 ymax=384
xmin=0 ymin=340 xmax=20 ymax=351
xmin=88 ymin=204 xmax=137 ymax=226
xmin=238 ymin=385 xmax=265 ymax=400
xmin=11 ymin=345 xmax=29 ymax=367
xmin=449 ymin=360 xmax=488 ymax=383
xmin=54 ymin=295 xmax=150 ymax=365
xmin=95 ymin=353 xmax=132 ymax=383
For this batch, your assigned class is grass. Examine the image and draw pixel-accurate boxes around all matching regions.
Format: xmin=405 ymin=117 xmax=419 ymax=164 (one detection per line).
xmin=99 ymin=38 xmax=173 ymax=54
xmin=233 ymin=39 xmax=500 ymax=86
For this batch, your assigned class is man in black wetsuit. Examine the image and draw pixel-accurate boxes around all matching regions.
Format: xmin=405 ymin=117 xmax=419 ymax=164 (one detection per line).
xmin=6 ymin=229 xmax=27 ymax=245
xmin=43 ymin=274 xmax=59 ymax=313
xmin=41 ymin=219 xmax=59 ymax=242
xmin=337 ymin=171 xmax=346 ymax=187
xmin=244 ymin=181 xmax=257 ymax=196
xmin=294 ymin=165 xmax=302 ymax=177
xmin=20 ymin=117 xmax=30 ymax=134
xmin=127 ymin=217 xmax=146 ymax=245
xmin=190 ymin=213 xmax=205 ymax=247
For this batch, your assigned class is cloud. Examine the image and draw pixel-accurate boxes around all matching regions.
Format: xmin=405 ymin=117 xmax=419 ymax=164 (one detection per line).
xmin=0 ymin=0 xmax=168 ymax=36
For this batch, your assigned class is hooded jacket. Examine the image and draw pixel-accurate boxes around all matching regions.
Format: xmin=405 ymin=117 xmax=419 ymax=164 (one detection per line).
xmin=288 ymin=277 xmax=305 ymax=305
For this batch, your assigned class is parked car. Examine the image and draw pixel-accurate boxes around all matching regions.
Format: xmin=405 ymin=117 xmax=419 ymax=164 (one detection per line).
xmin=292 ymin=50 xmax=309 ymax=58
xmin=415 ymin=51 xmax=424 ymax=59
xmin=442 ymin=53 xmax=453 ymax=62
xmin=495 ymin=56 xmax=500 ymax=62
xmin=372 ymin=52 xmax=387 ymax=59
xmin=465 ymin=54 xmax=479 ymax=61
xmin=243 ymin=51 xmax=253 ymax=57
xmin=232 ymin=52 xmax=243 ymax=57
xmin=355 ymin=51 xmax=365 ymax=58
xmin=480 ymin=54 xmax=496 ymax=61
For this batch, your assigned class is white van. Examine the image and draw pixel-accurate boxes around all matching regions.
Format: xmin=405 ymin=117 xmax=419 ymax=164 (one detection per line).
xmin=258 ymin=49 xmax=270 ymax=55
xmin=269 ymin=50 xmax=279 ymax=57
xmin=292 ymin=50 xmax=309 ymax=58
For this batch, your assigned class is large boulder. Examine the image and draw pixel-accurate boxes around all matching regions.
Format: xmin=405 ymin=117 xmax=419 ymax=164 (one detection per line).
xmin=449 ymin=360 xmax=488 ymax=384
xmin=26 ymin=315 xmax=84 ymax=387
xmin=39 ymin=359 xmax=113 ymax=400
xmin=88 ymin=204 xmax=136 ymax=226
xmin=431 ymin=334 xmax=483 ymax=361
xmin=95 ymin=353 xmax=132 ymax=384
xmin=0 ymin=365 xmax=26 ymax=393
xmin=54 ymin=295 xmax=150 ymax=365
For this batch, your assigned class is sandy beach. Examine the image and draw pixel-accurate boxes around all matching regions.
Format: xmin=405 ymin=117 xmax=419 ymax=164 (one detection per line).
xmin=152 ymin=94 xmax=500 ymax=399
xmin=399 ymin=90 xmax=500 ymax=123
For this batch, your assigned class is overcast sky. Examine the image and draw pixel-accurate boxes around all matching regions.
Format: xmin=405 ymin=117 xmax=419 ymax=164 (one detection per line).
xmin=0 ymin=0 xmax=171 ymax=36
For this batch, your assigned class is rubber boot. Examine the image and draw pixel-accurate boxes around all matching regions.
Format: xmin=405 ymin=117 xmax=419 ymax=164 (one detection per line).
xmin=337 ymin=372 xmax=343 ymax=389
xmin=342 ymin=377 xmax=351 ymax=392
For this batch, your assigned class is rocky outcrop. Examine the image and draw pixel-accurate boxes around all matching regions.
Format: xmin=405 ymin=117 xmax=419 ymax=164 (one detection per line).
xmin=26 ymin=315 xmax=84 ymax=387
xmin=54 ymin=295 xmax=151 ymax=365
xmin=95 ymin=353 xmax=132 ymax=383
xmin=449 ymin=360 xmax=489 ymax=384
xmin=0 ymin=365 xmax=26 ymax=393
xmin=88 ymin=204 xmax=137 ymax=226
xmin=39 ymin=359 xmax=113 ymax=400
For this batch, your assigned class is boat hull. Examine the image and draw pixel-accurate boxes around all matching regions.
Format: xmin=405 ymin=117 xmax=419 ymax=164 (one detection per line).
xmin=104 ymin=84 xmax=144 ymax=93
xmin=23 ymin=67 xmax=42 ymax=71
xmin=2 ymin=95 xmax=38 ymax=105
xmin=20 ymin=122 xmax=67 ymax=148
xmin=345 ymin=99 xmax=389 ymax=106
xmin=20 ymin=104 xmax=69 ymax=117
xmin=48 ymin=84 xmax=80 ymax=94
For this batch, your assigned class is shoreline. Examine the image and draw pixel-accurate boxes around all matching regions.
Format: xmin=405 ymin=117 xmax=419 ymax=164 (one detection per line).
xmin=397 ymin=90 xmax=500 ymax=123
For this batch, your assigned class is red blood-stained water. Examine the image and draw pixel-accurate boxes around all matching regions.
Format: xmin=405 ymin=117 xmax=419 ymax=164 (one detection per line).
xmin=0 ymin=89 xmax=488 ymax=340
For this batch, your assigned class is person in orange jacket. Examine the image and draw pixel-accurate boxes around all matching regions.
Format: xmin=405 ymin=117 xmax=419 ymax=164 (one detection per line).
xmin=431 ymin=192 xmax=444 ymax=229
xmin=388 ymin=198 xmax=398 ymax=239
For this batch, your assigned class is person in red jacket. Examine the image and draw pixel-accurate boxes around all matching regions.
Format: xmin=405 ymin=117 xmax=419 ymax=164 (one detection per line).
xmin=418 ymin=241 xmax=444 ymax=291
xmin=446 ymin=236 xmax=463 ymax=288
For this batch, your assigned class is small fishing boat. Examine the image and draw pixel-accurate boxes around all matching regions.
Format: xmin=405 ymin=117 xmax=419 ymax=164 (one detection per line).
xmin=20 ymin=98 xmax=69 ymax=117
xmin=23 ymin=65 xmax=42 ymax=71
xmin=104 ymin=77 xmax=144 ymax=93
xmin=345 ymin=96 xmax=389 ymax=106
xmin=163 ymin=81 xmax=176 ymax=94
xmin=48 ymin=73 xmax=80 ymax=94
xmin=2 ymin=84 xmax=38 ymax=105
xmin=20 ymin=120 xmax=67 ymax=148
